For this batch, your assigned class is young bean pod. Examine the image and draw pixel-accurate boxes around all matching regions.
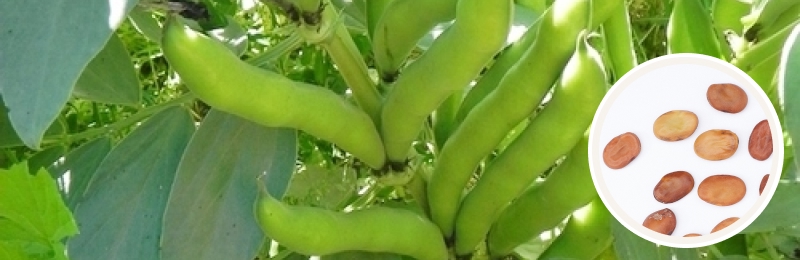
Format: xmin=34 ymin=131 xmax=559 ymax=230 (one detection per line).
xmin=487 ymin=136 xmax=597 ymax=257
xmin=666 ymin=0 xmax=724 ymax=58
xmin=372 ymin=0 xmax=459 ymax=80
xmin=455 ymin=15 xmax=543 ymax=123
xmin=454 ymin=31 xmax=608 ymax=255
xmin=255 ymin=188 xmax=448 ymax=260
xmin=536 ymin=197 xmax=613 ymax=260
xmin=380 ymin=0 xmax=513 ymax=163
xmin=427 ymin=0 xmax=620 ymax=238
xmin=161 ymin=16 xmax=386 ymax=169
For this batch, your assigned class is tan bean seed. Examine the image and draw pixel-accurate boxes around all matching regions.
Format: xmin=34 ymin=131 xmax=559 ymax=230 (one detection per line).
xmin=694 ymin=130 xmax=739 ymax=161
xmin=653 ymin=171 xmax=695 ymax=204
xmin=749 ymin=120 xmax=773 ymax=161
xmin=711 ymin=217 xmax=739 ymax=233
xmin=698 ymin=175 xmax=746 ymax=206
xmin=707 ymin=83 xmax=747 ymax=113
xmin=653 ymin=110 xmax=698 ymax=141
xmin=603 ymin=132 xmax=641 ymax=169
xmin=643 ymin=208 xmax=676 ymax=235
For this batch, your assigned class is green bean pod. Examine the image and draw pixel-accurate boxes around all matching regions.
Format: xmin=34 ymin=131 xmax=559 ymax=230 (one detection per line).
xmin=372 ymin=0 xmax=459 ymax=80
xmin=161 ymin=16 xmax=386 ymax=169
xmin=454 ymin=31 xmax=608 ymax=255
xmin=602 ymin=1 xmax=637 ymax=80
xmin=536 ymin=197 xmax=613 ymax=260
xmin=427 ymin=0 xmax=620 ymax=238
xmin=455 ymin=14 xmax=543 ymax=124
xmin=255 ymin=189 xmax=448 ymax=260
xmin=487 ymin=136 xmax=597 ymax=257
xmin=380 ymin=0 xmax=513 ymax=163
xmin=666 ymin=0 xmax=724 ymax=58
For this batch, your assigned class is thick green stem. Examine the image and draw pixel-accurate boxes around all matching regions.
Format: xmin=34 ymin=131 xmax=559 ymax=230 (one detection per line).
xmin=298 ymin=4 xmax=383 ymax=122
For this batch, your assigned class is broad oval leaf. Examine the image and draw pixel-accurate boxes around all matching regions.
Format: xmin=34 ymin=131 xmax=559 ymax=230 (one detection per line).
xmin=779 ymin=23 xmax=800 ymax=175
xmin=0 ymin=96 xmax=65 ymax=149
xmin=161 ymin=109 xmax=296 ymax=260
xmin=128 ymin=7 xmax=162 ymax=43
xmin=73 ymin=33 xmax=141 ymax=106
xmin=612 ymin=218 xmax=660 ymax=259
xmin=0 ymin=0 xmax=139 ymax=148
xmin=26 ymin=145 xmax=66 ymax=174
xmin=47 ymin=137 xmax=113 ymax=210
xmin=67 ymin=107 xmax=195 ymax=260
xmin=742 ymin=181 xmax=800 ymax=233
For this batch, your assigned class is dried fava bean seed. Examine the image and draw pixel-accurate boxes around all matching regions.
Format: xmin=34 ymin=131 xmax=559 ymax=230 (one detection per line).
xmin=653 ymin=110 xmax=699 ymax=141
xmin=694 ymin=130 xmax=739 ymax=161
xmin=707 ymin=83 xmax=748 ymax=113
xmin=749 ymin=120 xmax=773 ymax=161
xmin=642 ymin=208 xmax=676 ymax=235
xmin=683 ymin=233 xmax=702 ymax=237
xmin=711 ymin=217 xmax=739 ymax=233
xmin=698 ymin=175 xmax=746 ymax=206
xmin=603 ymin=132 xmax=641 ymax=169
xmin=653 ymin=171 xmax=695 ymax=204
xmin=760 ymin=174 xmax=769 ymax=195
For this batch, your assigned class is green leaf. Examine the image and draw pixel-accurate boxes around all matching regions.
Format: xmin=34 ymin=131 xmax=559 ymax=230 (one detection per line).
xmin=0 ymin=0 xmax=139 ymax=148
xmin=282 ymin=164 xmax=357 ymax=209
xmin=780 ymin=24 xmax=800 ymax=177
xmin=207 ymin=16 xmax=249 ymax=57
xmin=73 ymin=33 xmax=141 ymax=106
xmin=742 ymin=181 xmax=800 ymax=233
xmin=27 ymin=146 xmax=66 ymax=175
xmin=47 ymin=137 xmax=112 ymax=210
xmin=0 ymin=96 xmax=66 ymax=149
xmin=0 ymin=164 xmax=78 ymax=243
xmin=0 ymin=241 xmax=29 ymax=260
xmin=160 ymin=109 xmax=296 ymax=260
xmin=128 ymin=7 xmax=162 ymax=43
xmin=67 ymin=107 xmax=195 ymax=260
xmin=612 ymin=218 xmax=660 ymax=259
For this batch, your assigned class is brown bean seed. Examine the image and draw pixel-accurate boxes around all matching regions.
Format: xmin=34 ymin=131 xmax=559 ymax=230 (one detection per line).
xmin=653 ymin=171 xmax=695 ymax=204
xmin=683 ymin=233 xmax=702 ymax=237
xmin=749 ymin=120 xmax=773 ymax=161
xmin=694 ymin=130 xmax=739 ymax=161
xmin=653 ymin=110 xmax=699 ymax=141
xmin=603 ymin=132 xmax=641 ymax=169
xmin=760 ymin=174 xmax=769 ymax=195
xmin=711 ymin=217 xmax=739 ymax=233
xmin=707 ymin=83 xmax=748 ymax=113
xmin=643 ymin=208 xmax=677 ymax=235
xmin=698 ymin=175 xmax=746 ymax=206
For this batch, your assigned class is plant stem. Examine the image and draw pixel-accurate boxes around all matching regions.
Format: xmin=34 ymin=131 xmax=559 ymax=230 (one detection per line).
xmin=761 ymin=233 xmax=781 ymax=259
xmin=298 ymin=3 xmax=383 ymax=123
xmin=44 ymin=94 xmax=196 ymax=145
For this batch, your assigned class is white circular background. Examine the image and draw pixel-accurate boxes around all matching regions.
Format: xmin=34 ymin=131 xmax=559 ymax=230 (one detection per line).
xmin=588 ymin=54 xmax=784 ymax=248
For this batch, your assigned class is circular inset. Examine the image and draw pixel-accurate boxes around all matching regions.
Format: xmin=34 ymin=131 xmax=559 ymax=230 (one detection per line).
xmin=711 ymin=217 xmax=739 ymax=233
xmin=694 ymin=130 xmax=739 ymax=161
xmin=749 ymin=120 xmax=773 ymax=161
xmin=653 ymin=171 xmax=695 ymax=204
xmin=653 ymin=110 xmax=699 ymax=141
xmin=643 ymin=208 xmax=677 ymax=235
xmin=602 ymin=132 xmax=641 ymax=169
xmin=707 ymin=83 xmax=748 ymax=113
xmin=589 ymin=54 xmax=783 ymax=248
xmin=697 ymin=175 xmax=746 ymax=206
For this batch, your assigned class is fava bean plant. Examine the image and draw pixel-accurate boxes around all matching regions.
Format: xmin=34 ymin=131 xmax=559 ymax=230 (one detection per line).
xmin=2 ymin=0 xmax=800 ymax=259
